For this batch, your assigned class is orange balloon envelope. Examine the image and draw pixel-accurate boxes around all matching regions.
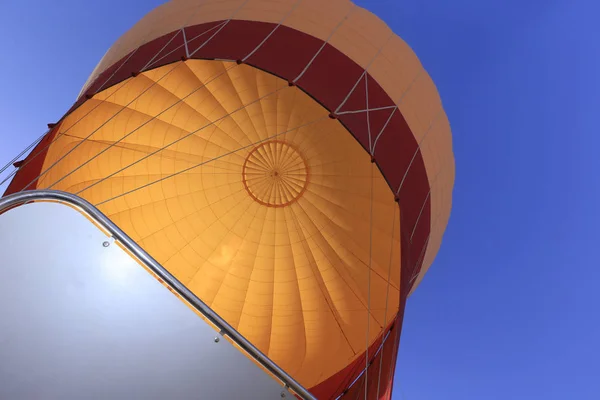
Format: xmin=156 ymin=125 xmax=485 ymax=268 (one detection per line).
xmin=5 ymin=1 xmax=454 ymax=398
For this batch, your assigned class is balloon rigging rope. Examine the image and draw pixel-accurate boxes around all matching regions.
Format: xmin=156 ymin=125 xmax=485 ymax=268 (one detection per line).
xmin=292 ymin=4 xmax=357 ymax=84
xmin=407 ymin=176 xmax=446 ymax=299
xmin=364 ymin=162 xmax=374 ymax=399
xmin=334 ymin=72 xmax=433 ymax=397
xmin=75 ymin=82 xmax=290 ymax=198
xmin=364 ymin=68 xmax=374 ymax=399
xmin=334 ymin=32 xmax=393 ymax=116
xmin=0 ymin=2 xmax=169 ymax=187
xmin=19 ymin=0 xmax=308 ymax=194
xmin=0 ymin=129 xmax=47 ymax=176
xmin=371 ymin=69 xmax=425 ymax=157
xmin=371 ymin=108 xmax=398 ymax=156
xmin=93 ymin=113 xmax=329 ymax=207
xmin=0 ymin=67 xmax=159 ymax=189
xmin=81 ymin=0 xmax=207 ymax=96
xmin=242 ymin=0 xmax=304 ymax=63
xmin=386 ymin=318 xmax=402 ymax=397
xmin=6 ymin=45 xmax=199 ymax=191
xmin=375 ymin=205 xmax=398 ymax=399
xmin=21 ymin=61 xmax=197 ymax=192
xmin=365 ymin=174 xmax=444 ymax=398
xmin=410 ymin=189 xmax=431 ymax=244
xmin=410 ymin=166 xmax=443 ymax=246
xmin=337 ymin=105 xmax=397 ymax=116
xmin=18 ymin=60 xmax=227 ymax=192
xmin=332 ymin=331 xmax=393 ymax=399
xmin=5 ymin=0 xmax=250 ymax=193
xmin=395 ymin=109 xmax=443 ymax=201
xmin=189 ymin=0 xmax=256 ymax=59
xmin=48 ymin=0 xmax=307 ymax=195
xmin=378 ymin=198 xmax=446 ymax=399
xmin=369 ymin=194 xmax=447 ymax=399
xmin=283 ymin=177 xmax=362 ymax=360
xmin=47 ymin=61 xmax=243 ymax=192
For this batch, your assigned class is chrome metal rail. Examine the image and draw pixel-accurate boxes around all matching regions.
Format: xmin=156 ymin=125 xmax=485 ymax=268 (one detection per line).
xmin=0 ymin=189 xmax=316 ymax=400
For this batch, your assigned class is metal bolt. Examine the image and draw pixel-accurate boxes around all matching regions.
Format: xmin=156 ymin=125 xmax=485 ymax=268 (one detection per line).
xmin=102 ymin=241 xmax=110 ymax=247
xmin=280 ymin=391 xmax=287 ymax=398
xmin=214 ymin=337 xmax=220 ymax=343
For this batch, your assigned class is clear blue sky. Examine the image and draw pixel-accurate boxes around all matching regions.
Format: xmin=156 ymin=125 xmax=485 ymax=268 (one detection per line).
xmin=0 ymin=1 xmax=598 ymax=399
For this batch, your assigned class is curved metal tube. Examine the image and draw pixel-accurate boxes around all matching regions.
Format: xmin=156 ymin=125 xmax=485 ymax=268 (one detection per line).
xmin=0 ymin=189 xmax=316 ymax=400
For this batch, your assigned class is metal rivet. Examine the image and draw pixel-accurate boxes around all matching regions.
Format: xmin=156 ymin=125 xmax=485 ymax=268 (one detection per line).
xmin=214 ymin=337 xmax=220 ymax=343
xmin=102 ymin=241 xmax=110 ymax=247
xmin=280 ymin=391 xmax=286 ymax=398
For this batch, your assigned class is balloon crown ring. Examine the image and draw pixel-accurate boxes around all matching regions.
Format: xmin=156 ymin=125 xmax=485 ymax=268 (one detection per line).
xmin=242 ymin=140 xmax=309 ymax=208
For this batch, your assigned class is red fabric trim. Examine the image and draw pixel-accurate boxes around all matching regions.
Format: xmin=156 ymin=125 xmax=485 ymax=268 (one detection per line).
xmin=309 ymin=315 xmax=402 ymax=400
xmin=5 ymin=20 xmax=433 ymax=399
xmin=3 ymin=123 xmax=61 ymax=196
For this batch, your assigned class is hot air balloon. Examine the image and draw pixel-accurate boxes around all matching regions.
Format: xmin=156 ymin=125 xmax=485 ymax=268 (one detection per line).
xmin=2 ymin=0 xmax=454 ymax=398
